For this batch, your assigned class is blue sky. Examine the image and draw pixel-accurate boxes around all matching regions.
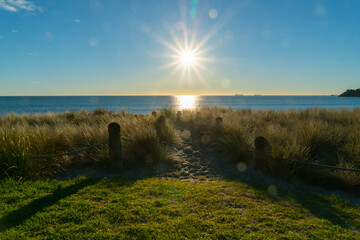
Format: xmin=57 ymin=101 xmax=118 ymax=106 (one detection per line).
xmin=1 ymin=0 xmax=360 ymax=96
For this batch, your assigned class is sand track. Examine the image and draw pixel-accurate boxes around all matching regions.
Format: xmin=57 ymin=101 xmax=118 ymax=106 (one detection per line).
xmin=153 ymin=130 xmax=220 ymax=181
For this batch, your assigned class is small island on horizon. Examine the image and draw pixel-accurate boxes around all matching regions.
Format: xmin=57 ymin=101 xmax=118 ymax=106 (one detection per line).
xmin=339 ymin=88 xmax=360 ymax=97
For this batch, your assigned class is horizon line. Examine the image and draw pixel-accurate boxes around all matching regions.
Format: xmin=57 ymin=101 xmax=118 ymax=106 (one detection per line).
xmin=0 ymin=94 xmax=337 ymax=97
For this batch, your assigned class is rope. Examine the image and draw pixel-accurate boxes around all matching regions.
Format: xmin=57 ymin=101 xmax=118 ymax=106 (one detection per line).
xmin=290 ymin=159 xmax=360 ymax=173
xmin=30 ymin=136 xmax=134 ymax=159
xmin=31 ymin=139 xmax=109 ymax=159
xmin=121 ymin=137 xmax=134 ymax=142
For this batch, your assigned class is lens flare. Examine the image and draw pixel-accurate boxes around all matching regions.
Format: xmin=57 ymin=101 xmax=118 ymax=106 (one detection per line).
xmin=148 ymin=12 xmax=215 ymax=86
xmin=146 ymin=0 xmax=252 ymax=88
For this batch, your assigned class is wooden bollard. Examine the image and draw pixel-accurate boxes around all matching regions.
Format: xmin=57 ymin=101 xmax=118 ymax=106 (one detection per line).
xmin=196 ymin=111 xmax=200 ymax=121
xmin=108 ymin=122 xmax=122 ymax=170
xmin=253 ymin=136 xmax=268 ymax=170
xmin=152 ymin=111 xmax=157 ymax=117
xmin=215 ymin=117 xmax=223 ymax=135
xmin=156 ymin=115 xmax=166 ymax=141
xmin=254 ymin=136 xmax=267 ymax=150
xmin=176 ymin=111 xmax=181 ymax=122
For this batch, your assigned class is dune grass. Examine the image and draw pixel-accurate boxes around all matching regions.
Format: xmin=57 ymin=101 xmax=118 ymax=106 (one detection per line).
xmin=0 ymin=177 xmax=359 ymax=239
xmin=0 ymin=110 xmax=179 ymax=180
xmin=173 ymin=107 xmax=360 ymax=192
xmin=1 ymin=107 xmax=360 ymax=193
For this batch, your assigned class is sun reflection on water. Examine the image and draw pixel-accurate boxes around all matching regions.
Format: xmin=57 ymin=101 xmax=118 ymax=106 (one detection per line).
xmin=176 ymin=95 xmax=198 ymax=110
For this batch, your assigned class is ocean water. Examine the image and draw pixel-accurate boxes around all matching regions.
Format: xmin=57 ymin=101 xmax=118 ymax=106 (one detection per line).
xmin=0 ymin=96 xmax=360 ymax=115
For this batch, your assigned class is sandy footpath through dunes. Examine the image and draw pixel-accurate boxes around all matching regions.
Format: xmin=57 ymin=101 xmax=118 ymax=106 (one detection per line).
xmin=152 ymin=130 xmax=221 ymax=181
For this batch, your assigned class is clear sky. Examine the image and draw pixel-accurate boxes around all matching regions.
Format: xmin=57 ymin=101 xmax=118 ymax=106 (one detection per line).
xmin=1 ymin=0 xmax=360 ymax=96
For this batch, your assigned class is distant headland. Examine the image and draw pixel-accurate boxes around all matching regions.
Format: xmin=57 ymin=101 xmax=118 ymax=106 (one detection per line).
xmin=339 ymin=88 xmax=360 ymax=97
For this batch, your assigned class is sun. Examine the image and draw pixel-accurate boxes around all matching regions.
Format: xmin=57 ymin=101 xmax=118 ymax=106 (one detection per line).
xmin=149 ymin=10 xmax=219 ymax=84
xmin=180 ymin=51 xmax=196 ymax=66
xmin=145 ymin=1 xmax=244 ymax=87
xmin=162 ymin=42 xmax=207 ymax=82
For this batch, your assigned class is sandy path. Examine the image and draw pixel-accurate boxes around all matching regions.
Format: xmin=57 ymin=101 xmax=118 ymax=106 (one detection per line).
xmin=153 ymin=130 xmax=220 ymax=181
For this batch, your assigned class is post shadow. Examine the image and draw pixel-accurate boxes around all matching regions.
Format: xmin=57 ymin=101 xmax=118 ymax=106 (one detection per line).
xmin=222 ymin=172 xmax=358 ymax=230
xmin=289 ymin=192 xmax=357 ymax=229
xmin=206 ymin=133 xmax=359 ymax=230
xmin=0 ymin=178 xmax=99 ymax=231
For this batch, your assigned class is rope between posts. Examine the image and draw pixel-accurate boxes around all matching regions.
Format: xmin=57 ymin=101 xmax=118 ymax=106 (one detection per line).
xmin=31 ymin=139 xmax=109 ymax=159
xmin=31 ymin=136 xmax=134 ymax=159
xmin=121 ymin=137 xmax=134 ymax=142
xmin=289 ymin=159 xmax=360 ymax=173
xmin=252 ymin=136 xmax=360 ymax=173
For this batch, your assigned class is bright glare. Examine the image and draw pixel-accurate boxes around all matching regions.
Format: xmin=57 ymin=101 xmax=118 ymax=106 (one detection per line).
xmin=177 ymin=95 xmax=197 ymax=110
xmin=151 ymin=7 xmax=221 ymax=87
xmin=181 ymin=51 xmax=195 ymax=65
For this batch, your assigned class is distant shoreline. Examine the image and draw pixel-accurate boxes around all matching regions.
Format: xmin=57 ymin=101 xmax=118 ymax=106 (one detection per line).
xmin=339 ymin=88 xmax=360 ymax=97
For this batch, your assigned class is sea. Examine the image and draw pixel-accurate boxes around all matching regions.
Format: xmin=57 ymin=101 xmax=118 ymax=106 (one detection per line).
xmin=0 ymin=96 xmax=360 ymax=115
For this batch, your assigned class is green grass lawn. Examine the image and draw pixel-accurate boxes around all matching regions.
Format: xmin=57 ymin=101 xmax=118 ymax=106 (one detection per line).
xmin=0 ymin=177 xmax=359 ymax=239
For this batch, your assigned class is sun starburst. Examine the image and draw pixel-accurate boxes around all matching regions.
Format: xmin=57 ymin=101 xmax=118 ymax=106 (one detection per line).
xmin=180 ymin=51 xmax=195 ymax=65
xmin=135 ymin=0 xmax=252 ymax=93
xmin=159 ymin=29 xmax=212 ymax=87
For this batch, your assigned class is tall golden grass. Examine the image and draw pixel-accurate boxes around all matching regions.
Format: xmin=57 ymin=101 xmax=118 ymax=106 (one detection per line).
xmin=1 ymin=107 xmax=360 ymax=192
xmin=175 ymin=107 xmax=360 ymax=191
xmin=0 ymin=110 xmax=179 ymax=180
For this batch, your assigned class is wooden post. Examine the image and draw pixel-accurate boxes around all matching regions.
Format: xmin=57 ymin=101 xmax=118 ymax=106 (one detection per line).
xmin=254 ymin=136 xmax=267 ymax=151
xmin=156 ymin=115 xmax=166 ymax=141
xmin=152 ymin=111 xmax=157 ymax=117
xmin=216 ymin=117 xmax=223 ymax=125
xmin=215 ymin=117 xmax=223 ymax=135
xmin=108 ymin=122 xmax=122 ymax=170
xmin=253 ymin=136 xmax=268 ymax=170
xmin=196 ymin=111 xmax=200 ymax=121
xmin=176 ymin=111 xmax=181 ymax=122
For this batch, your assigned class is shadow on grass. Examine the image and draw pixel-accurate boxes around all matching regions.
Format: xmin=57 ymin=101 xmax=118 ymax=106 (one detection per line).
xmin=193 ymin=127 xmax=360 ymax=231
xmin=290 ymin=193 xmax=359 ymax=230
xmin=0 ymin=178 xmax=100 ymax=231
xmin=224 ymin=172 xmax=359 ymax=231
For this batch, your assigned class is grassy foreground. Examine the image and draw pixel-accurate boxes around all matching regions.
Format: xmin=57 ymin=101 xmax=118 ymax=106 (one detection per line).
xmin=0 ymin=177 xmax=359 ymax=239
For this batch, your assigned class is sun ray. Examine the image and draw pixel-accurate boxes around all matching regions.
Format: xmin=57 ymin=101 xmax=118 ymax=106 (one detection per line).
xmin=193 ymin=65 xmax=205 ymax=81
xmin=153 ymin=60 xmax=181 ymax=73
xmin=166 ymin=25 xmax=186 ymax=54
xmin=139 ymin=0 xmax=253 ymax=88
xmin=146 ymin=0 xmax=254 ymax=89
xmin=196 ymin=57 xmax=217 ymax=63
xmin=193 ymin=0 xmax=252 ymax=53
xmin=151 ymin=32 xmax=183 ymax=55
